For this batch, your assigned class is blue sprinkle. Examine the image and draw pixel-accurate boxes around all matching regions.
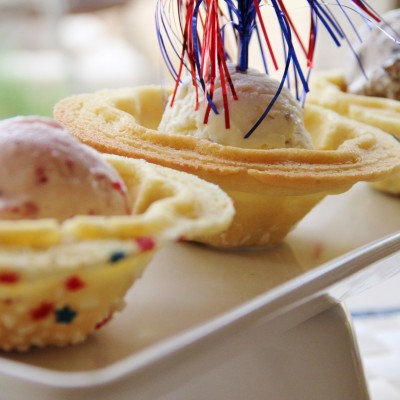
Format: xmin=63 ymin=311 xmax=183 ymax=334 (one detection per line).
xmin=109 ymin=251 xmax=126 ymax=264
xmin=55 ymin=305 xmax=77 ymax=324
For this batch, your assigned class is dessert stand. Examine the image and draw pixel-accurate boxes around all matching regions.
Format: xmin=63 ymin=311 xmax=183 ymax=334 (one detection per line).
xmin=0 ymin=182 xmax=399 ymax=400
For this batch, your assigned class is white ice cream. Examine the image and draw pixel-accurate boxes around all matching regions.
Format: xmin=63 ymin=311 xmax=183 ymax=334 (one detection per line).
xmin=159 ymin=66 xmax=313 ymax=149
xmin=0 ymin=116 xmax=130 ymax=221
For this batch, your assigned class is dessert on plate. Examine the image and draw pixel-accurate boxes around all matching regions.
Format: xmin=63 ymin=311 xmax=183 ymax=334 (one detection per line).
xmin=54 ymin=80 xmax=400 ymax=247
xmin=54 ymin=2 xmax=400 ymax=247
xmin=0 ymin=116 xmax=234 ymax=351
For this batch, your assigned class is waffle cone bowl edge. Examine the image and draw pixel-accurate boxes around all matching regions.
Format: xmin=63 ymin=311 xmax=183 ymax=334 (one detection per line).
xmin=53 ymin=86 xmax=400 ymax=247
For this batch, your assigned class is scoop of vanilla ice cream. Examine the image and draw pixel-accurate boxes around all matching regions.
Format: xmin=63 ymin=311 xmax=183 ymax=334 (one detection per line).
xmin=0 ymin=116 xmax=130 ymax=221
xmin=158 ymin=66 xmax=313 ymax=149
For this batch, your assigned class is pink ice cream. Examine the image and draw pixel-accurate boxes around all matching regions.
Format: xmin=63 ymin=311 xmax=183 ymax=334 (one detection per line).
xmin=0 ymin=116 xmax=130 ymax=221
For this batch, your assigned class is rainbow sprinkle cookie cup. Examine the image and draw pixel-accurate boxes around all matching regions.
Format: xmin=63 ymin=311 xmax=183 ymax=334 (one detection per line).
xmin=0 ymin=155 xmax=234 ymax=350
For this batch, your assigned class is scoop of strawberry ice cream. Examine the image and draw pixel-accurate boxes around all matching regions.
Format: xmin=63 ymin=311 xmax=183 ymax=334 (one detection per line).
xmin=0 ymin=116 xmax=130 ymax=221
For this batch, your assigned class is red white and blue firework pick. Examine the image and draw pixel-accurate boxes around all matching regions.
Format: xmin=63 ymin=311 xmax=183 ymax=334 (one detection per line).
xmin=155 ymin=1 xmax=396 ymax=138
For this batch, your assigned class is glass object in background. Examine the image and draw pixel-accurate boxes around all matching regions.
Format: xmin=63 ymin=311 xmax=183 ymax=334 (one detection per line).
xmin=314 ymin=0 xmax=398 ymax=71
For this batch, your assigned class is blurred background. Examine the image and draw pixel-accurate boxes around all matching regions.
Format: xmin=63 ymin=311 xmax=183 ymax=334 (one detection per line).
xmin=0 ymin=0 xmax=399 ymax=119
xmin=0 ymin=0 xmax=160 ymax=118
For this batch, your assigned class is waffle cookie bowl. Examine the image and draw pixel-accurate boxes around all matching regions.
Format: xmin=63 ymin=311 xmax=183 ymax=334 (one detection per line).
xmin=307 ymin=71 xmax=400 ymax=195
xmin=0 ymin=154 xmax=234 ymax=351
xmin=54 ymin=86 xmax=400 ymax=248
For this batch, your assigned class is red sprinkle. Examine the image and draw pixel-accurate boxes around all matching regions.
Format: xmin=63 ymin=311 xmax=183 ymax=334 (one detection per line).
xmin=0 ymin=271 xmax=20 ymax=284
xmin=65 ymin=276 xmax=85 ymax=291
xmin=135 ymin=237 xmax=155 ymax=252
xmin=35 ymin=166 xmax=48 ymax=184
xmin=112 ymin=181 xmax=123 ymax=192
xmin=31 ymin=302 xmax=54 ymax=320
xmin=95 ymin=313 xmax=113 ymax=330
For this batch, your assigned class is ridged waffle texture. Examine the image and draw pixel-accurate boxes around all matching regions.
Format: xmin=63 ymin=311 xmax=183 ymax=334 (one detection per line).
xmin=307 ymin=71 xmax=400 ymax=195
xmin=54 ymin=86 xmax=400 ymax=246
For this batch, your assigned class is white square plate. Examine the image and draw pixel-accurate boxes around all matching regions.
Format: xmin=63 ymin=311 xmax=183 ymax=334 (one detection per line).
xmin=0 ymin=183 xmax=399 ymax=399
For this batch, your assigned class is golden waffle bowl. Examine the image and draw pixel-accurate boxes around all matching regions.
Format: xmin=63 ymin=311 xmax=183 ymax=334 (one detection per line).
xmin=307 ymin=71 xmax=400 ymax=195
xmin=54 ymin=86 xmax=400 ymax=247
xmin=0 ymin=155 xmax=234 ymax=351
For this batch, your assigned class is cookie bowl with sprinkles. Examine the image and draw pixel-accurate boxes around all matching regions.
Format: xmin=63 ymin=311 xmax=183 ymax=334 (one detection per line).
xmin=0 ymin=116 xmax=234 ymax=351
